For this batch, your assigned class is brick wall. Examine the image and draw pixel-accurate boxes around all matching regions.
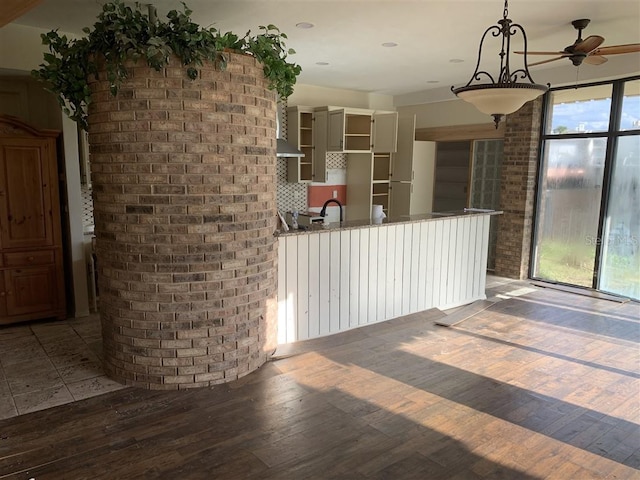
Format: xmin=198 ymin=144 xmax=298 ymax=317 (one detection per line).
xmin=494 ymin=97 xmax=543 ymax=279
xmin=88 ymin=52 xmax=278 ymax=389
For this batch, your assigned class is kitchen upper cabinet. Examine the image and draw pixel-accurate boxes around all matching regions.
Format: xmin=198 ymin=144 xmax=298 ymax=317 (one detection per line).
xmin=328 ymin=109 xmax=372 ymax=152
xmin=286 ymin=106 xmax=328 ymax=183
xmin=326 ymin=108 xmax=397 ymax=153
xmin=389 ymin=114 xmax=436 ymax=217
xmin=286 ymin=106 xmax=314 ymax=183
xmin=0 ymin=115 xmax=65 ymax=325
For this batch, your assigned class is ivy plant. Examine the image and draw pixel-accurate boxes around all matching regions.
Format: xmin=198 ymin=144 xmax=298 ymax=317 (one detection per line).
xmin=32 ymin=0 xmax=301 ymax=130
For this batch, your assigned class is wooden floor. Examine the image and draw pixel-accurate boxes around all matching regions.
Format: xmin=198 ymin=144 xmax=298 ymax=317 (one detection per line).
xmin=1 ymin=280 xmax=639 ymax=479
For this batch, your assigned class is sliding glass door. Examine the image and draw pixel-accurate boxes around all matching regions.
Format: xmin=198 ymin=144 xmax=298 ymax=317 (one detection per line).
xmin=599 ymin=83 xmax=640 ymax=299
xmin=532 ymin=78 xmax=640 ymax=300
xmin=534 ymin=138 xmax=605 ymax=287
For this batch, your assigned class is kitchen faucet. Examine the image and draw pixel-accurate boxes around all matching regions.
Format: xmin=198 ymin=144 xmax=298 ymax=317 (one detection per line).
xmin=320 ymin=199 xmax=343 ymax=222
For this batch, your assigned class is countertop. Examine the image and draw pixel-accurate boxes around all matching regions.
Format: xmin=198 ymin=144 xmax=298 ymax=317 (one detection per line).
xmin=276 ymin=209 xmax=503 ymax=236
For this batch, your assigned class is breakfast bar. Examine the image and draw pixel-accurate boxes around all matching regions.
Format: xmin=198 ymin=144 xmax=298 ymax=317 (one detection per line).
xmin=276 ymin=209 xmax=501 ymax=344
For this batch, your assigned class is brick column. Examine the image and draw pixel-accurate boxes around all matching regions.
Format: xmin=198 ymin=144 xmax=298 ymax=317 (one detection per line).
xmin=494 ymin=97 xmax=543 ymax=279
xmin=88 ymin=53 xmax=278 ymax=389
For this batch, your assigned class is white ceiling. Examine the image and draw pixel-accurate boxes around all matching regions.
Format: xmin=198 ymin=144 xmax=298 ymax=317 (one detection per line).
xmin=10 ymin=0 xmax=640 ymax=103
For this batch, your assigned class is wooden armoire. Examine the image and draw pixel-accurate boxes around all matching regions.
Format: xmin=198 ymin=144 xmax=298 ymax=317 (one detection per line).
xmin=0 ymin=115 xmax=66 ymax=325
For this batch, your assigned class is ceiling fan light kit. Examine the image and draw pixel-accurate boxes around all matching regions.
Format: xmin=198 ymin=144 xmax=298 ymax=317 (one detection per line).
xmin=451 ymin=0 xmax=548 ymax=128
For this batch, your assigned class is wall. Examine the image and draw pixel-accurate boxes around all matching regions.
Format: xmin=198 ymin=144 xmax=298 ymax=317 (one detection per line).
xmin=397 ymin=99 xmax=491 ymax=129
xmin=88 ymin=53 xmax=279 ymax=389
xmin=289 ymin=84 xmax=394 ymax=111
xmin=495 ymin=98 xmax=543 ymax=279
xmin=0 ymin=24 xmax=54 ymax=73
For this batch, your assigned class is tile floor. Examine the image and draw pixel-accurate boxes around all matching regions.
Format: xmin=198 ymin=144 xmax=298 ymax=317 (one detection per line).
xmin=0 ymin=314 xmax=125 ymax=419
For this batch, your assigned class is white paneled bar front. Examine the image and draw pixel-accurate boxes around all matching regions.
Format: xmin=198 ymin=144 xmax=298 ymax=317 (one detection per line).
xmin=277 ymin=213 xmax=492 ymax=344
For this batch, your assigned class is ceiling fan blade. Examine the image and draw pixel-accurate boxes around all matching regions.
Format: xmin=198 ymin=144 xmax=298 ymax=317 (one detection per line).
xmin=591 ymin=43 xmax=640 ymax=56
xmin=514 ymin=50 xmax=566 ymax=56
xmin=528 ymin=56 xmax=566 ymax=67
xmin=573 ymin=35 xmax=605 ymax=53
xmin=583 ymin=55 xmax=608 ymax=65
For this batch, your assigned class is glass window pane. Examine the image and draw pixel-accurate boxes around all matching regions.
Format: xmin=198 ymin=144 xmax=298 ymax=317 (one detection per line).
xmin=470 ymin=140 xmax=503 ymax=271
xmin=533 ymin=138 xmax=606 ymax=287
xmin=546 ymin=84 xmax=613 ymax=135
xmin=620 ymin=79 xmax=640 ymax=131
xmin=599 ymin=135 xmax=640 ymax=300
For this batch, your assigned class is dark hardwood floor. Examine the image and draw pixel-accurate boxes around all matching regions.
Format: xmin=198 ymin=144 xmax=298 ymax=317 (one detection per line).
xmin=1 ymin=279 xmax=638 ymax=479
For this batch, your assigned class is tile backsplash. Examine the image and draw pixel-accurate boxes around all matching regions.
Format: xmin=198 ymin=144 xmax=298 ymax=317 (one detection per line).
xmin=81 ymin=186 xmax=94 ymax=230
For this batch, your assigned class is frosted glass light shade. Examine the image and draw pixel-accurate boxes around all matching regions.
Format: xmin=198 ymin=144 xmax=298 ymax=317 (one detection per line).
xmin=453 ymin=83 xmax=548 ymax=116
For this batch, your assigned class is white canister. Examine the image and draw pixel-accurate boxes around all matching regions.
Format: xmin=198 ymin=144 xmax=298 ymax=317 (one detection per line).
xmin=372 ymin=204 xmax=386 ymax=221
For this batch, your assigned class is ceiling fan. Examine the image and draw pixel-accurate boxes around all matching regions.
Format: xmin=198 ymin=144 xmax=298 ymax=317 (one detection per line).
xmin=517 ymin=19 xmax=640 ymax=67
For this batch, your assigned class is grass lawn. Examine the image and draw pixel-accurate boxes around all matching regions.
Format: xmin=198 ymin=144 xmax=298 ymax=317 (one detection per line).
xmin=536 ymin=240 xmax=595 ymax=288
xmin=536 ymin=240 xmax=639 ymax=299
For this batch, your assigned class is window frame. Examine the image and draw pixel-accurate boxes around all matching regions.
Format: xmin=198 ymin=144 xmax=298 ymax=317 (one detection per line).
xmin=530 ymin=75 xmax=640 ymax=292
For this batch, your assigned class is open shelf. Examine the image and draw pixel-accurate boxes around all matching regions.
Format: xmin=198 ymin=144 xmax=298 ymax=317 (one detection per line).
xmin=287 ymin=107 xmax=315 ymax=183
xmin=373 ymin=153 xmax=391 ymax=181
xmin=345 ymin=114 xmax=371 ymax=135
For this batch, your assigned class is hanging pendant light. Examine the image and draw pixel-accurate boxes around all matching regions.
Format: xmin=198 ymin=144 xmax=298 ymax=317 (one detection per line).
xmin=451 ymin=0 xmax=549 ymax=128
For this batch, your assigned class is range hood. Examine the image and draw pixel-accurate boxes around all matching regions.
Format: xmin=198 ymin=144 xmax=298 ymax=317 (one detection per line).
xmin=276 ymin=109 xmax=304 ymax=157
xmin=277 ymin=138 xmax=305 ymax=157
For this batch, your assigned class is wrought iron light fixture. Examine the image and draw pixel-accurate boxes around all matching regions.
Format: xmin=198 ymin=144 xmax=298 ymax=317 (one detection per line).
xmin=451 ymin=0 xmax=548 ymax=127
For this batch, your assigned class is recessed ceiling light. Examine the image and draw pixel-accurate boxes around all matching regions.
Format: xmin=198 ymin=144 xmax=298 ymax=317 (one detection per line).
xmin=296 ymin=22 xmax=314 ymax=29
xmin=449 ymin=58 xmax=465 ymax=63
xmin=382 ymin=42 xmax=398 ymax=48
xmin=316 ymin=62 xmax=329 ymax=66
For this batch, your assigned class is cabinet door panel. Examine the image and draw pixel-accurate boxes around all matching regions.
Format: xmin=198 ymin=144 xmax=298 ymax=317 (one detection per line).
xmin=345 ymin=153 xmax=374 ymax=221
xmin=372 ymin=112 xmax=398 ymax=153
xmin=327 ymin=110 xmax=345 ymax=152
xmin=389 ymin=182 xmax=411 ymax=217
xmin=0 ymin=139 xmax=53 ymax=248
xmin=392 ymin=114 xmax=416 ymax=181
xmin=5 ymin=266 xmax=58 ymax=316
xmin=411 ymin=141 xmax=436 ymax=214
xmin=313 ymin=110 xmax=328 ymax=182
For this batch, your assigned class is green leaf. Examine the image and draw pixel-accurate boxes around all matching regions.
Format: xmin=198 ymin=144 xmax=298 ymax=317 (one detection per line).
xmin=31 ymin=0 xmax=301 ymax=127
